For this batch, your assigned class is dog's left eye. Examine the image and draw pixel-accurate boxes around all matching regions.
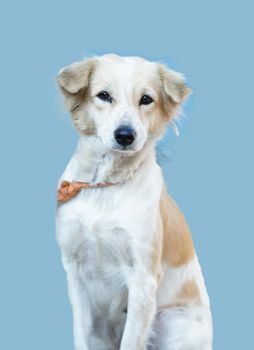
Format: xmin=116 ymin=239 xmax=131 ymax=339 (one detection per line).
xmin=96 ymin=91 xmax=113 ymax=103
xmin=139 ymin=95 xmax=154 ymax=105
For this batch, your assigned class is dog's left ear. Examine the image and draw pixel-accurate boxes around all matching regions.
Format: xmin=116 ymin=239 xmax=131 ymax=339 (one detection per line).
xmin=158 ymin=64 xmax=191 ymax=117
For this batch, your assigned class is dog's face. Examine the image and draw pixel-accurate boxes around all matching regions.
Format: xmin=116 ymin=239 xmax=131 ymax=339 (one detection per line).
xmin=57 ymin=54 xmax=190 ymax=154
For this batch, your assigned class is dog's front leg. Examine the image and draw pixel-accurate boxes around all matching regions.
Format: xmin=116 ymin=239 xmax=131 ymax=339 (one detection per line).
xmin=120 ymin=270 xmax=157 ymax=350
xmin=63 ymin=258 xmax=92 ymax=350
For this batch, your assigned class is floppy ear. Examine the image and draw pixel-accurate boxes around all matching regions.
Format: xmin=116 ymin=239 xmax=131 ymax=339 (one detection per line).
xmin=158 ymin=63 xmax=191 ymax=112
xmin=57 ymin=58 xmax=96 ymax=111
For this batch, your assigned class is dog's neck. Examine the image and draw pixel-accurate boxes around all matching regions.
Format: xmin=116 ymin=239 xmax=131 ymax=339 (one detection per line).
xmin=70 ymin=135 xmax=157 ymax=185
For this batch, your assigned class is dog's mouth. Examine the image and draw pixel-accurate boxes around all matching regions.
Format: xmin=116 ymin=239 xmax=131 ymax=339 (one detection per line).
xmin=112 ymin=144 xmax=137 ymax=155
xmin=112 ymin=138 xmax=146 ymax=154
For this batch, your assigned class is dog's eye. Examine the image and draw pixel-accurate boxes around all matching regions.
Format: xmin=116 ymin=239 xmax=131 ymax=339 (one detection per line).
xmin=96 ymin=91 xmax=113 ymax=103
xmin=139 ymin=95 xmax=154 ymax=105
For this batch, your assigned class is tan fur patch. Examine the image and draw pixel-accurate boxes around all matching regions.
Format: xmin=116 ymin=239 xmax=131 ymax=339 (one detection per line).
xmin=147 ymin=100 xmax=168 ymax=137
xmin=176 ymin=279 xmax=200 ymax=304
xmin=160 ymin=187 xmax=194 ymax=267
xmin=160 ymin=279 xmax=201 ymax=309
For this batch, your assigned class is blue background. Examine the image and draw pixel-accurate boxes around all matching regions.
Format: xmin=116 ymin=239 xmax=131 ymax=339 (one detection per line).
xmin=1 ymin=1 xmax=253 ymax=349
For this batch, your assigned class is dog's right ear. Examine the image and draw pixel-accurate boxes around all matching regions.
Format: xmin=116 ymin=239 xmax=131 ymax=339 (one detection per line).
xmin=57 ymin=58 xmax=96 ymax=111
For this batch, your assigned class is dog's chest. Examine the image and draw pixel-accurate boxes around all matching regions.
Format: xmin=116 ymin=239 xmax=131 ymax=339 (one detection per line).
xmin=79 ymin=224 xmax=131 ymax=311
xmin=57 ymin=188 xmax=142 ymax=310
xmin=80 ymin=221 xmax=132 ymax=285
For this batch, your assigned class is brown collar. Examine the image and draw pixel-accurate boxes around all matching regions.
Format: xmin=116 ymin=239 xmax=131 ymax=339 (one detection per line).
xmin=57 ymin=180 xmax=115 ymax=202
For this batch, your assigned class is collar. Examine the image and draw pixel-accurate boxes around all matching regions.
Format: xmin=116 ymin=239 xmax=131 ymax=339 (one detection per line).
xmin=57 ymin=180 xmax=116 ymax=203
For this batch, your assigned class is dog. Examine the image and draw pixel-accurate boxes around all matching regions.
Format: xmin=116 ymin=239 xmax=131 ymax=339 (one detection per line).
xmin=55 ymin=54 xmax=213 ymax=350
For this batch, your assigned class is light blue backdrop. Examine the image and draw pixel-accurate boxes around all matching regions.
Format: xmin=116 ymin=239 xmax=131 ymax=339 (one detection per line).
xmin=1 ymin=1 xmax=253 ymax=349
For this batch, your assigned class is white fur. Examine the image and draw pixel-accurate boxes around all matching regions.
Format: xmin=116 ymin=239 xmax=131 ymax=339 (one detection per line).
xmin=56 ymin=54 xmax=212 ymax=349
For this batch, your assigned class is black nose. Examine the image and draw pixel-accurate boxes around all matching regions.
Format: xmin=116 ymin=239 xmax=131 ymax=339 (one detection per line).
xmin=114 ymin=126 xmax=136 ymax=146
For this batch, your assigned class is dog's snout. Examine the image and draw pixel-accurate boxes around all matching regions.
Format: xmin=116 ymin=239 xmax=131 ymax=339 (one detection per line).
xmin=114 ymin=126 xmax=136 ymax=146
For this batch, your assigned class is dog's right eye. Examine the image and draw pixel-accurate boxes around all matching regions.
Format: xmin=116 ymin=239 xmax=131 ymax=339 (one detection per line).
xmin=96 ymin=91 xmax=113 ymax=103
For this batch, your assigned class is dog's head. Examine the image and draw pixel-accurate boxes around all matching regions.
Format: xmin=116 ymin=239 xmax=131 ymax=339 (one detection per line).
xmin=57 ymin=54 xmax=190 ymax=154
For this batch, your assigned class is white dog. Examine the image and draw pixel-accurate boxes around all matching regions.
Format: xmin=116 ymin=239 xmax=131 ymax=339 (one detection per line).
xmin=56 ymin=54 xmax=212 ymax=350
